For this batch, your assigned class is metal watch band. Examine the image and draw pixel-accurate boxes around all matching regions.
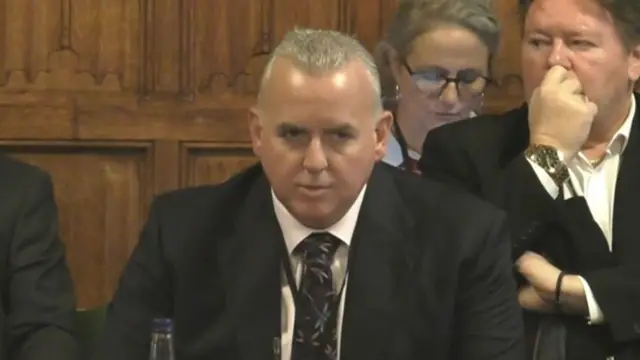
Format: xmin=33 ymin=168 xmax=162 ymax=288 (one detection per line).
xmin=525 ymin=144 xmax=570 ymax=186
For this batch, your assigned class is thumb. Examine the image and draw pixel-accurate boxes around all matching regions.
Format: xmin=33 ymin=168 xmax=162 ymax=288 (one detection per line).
xmin=585 ymin=98 xmax=598 ymax=116
xmin=528 ymin=87 xmax=540 ymax=104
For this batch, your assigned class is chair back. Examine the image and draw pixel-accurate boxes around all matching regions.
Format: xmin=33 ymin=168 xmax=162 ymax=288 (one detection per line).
xmin=75 ymin=305 xmax=107 ymax=360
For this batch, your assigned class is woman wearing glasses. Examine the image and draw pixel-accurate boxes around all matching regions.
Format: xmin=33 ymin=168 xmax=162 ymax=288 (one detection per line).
xmin=375 ymin=0 xmax=500 ymax=173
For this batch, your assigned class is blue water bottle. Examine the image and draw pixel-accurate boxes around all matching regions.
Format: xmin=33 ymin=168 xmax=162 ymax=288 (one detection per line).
xmin=149 ymin=318 xmax=175 ymax=360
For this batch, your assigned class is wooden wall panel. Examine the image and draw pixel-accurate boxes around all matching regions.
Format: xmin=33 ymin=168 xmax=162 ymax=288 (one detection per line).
xmin=2 ymin=0 xmax=138 ymax=91
xmin=485 ymin=0 xmax=525 ymax=113
xmin=0 ymin=0 xmax=527 ymax=306
xmin=181 ymin=143 xmax=257 ymax=187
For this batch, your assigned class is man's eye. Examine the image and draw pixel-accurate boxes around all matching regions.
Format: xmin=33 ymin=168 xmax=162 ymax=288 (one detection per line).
xmin=332 ymin=132 xmax=351 ymax=140
xmin=570 ymin=40 xmax=594 ymax=48
xmin=527 ymin=39 xmax=547 ymax=48
xmin=280 ymin=129 xmax=304 ymax=138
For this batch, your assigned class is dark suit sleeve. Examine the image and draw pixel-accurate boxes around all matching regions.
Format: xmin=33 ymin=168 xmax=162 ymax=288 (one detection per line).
xmin=551 ymin=197 xmax=640 ymax=343
xmin=582 ymin=267 xmax=640 ymax=342
xmin=421 ymin=128 xmax=561 ymax=261
xmin=452 ymin=212 xmax=526 ymax=360
xmin=9 ymin=173 xmax=79 ymax=360
xmin=418 ymin=126 xmax=482 ymax=194
xmin=100 ymin=197 xmax=173 ymax=360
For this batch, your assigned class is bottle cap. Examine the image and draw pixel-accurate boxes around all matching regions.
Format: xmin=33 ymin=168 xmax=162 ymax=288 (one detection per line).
xmin=152 ymin=318 xmax=173 ymax=334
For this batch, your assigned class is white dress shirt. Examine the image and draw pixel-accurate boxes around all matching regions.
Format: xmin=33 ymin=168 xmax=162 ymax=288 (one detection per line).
xmin=271 ymin=185 xmax=366 ymax=360
xmin=527 ymin=95 xmax=636 ymax=360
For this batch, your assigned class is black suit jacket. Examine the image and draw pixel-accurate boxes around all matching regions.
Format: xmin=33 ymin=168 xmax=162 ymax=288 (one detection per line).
xmin=419 ymin=94 xmax=640 ymax=360
xmin=100 ymin=162 xmax=525 ymax=360
xmin=0 ymin=156 xmax=78 ymax=360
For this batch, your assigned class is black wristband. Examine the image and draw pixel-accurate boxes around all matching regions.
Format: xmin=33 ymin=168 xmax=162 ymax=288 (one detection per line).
xmin=555 ymin=271 xmax=566 ymax=313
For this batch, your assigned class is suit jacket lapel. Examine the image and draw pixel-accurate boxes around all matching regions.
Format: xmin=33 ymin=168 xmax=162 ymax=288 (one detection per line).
xmin=223 ymin=173 xmax=283 ymax=360
xmin=341 ymin=165 xmax=416 ymax=360
xmin=612 ymin=93 xmax=640 ymax=265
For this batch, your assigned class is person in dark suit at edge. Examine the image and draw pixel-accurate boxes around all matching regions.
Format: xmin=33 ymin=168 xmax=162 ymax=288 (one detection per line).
xmin=0 ymin=156 xmax=79 ymax=360
xmin=100 ymin=27 xmax=525 ymax=360
xmin=419 ymin=0 xmax=640 ymax=359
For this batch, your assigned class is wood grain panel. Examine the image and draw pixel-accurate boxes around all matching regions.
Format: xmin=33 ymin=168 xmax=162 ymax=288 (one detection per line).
xmin=0 ymin=141 xmax=153 ymax=308
xmin=75 ymin=96 xmax=251 ymax=141
xmin=2 ymin=0 xmax=139 ymax=91
xmin=191 ymin=0 xmax=398 ymax=103
xmin=0 ymin=93 xmax=75 ymax=139
xmin=180 ymin=142 xmax=256 ymax=187
xmin=484 ymin=0 xmax=525 ymax=113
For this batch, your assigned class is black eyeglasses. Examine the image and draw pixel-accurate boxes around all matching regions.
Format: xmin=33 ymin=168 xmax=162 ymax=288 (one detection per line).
xmin=404 ymin=61 xmax=490 ymax=100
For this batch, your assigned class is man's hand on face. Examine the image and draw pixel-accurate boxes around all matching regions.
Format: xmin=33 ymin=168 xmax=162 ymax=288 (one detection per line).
xmin=528 ymin=65 xmax=598 ymax=160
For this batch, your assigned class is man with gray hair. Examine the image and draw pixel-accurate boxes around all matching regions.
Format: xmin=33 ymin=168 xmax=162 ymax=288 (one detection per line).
xmin=101 ymin=27 xmax=525 ymax=360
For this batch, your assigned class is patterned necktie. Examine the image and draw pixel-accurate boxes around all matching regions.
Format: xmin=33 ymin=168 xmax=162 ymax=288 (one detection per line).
xmin=402 ymin=157 xmax=422 ymax=175
xmin=291 ymin=232 xmax=341 ymax=360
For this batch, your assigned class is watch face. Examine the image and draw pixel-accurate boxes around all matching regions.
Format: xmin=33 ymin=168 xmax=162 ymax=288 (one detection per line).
xmin=528 ymin=145 xmax=559 ymax=171
xmin=527 ymin=145 xmax=568 ymax=184
xmin=540 ymin=147 xmax=559 ymax=167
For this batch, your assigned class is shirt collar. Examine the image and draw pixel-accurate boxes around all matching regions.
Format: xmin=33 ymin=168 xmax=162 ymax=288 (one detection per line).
xmin=272 ymin=185 xmax=366 ymax=255
xmin=608 ymin=94 xmax=636 ymax=155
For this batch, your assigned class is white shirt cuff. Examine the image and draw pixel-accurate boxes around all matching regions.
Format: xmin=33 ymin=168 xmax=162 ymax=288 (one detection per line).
xmin=577 ymin=276 xmax=606 ymax=324
xmin=526 ymin=158 xmax=560 ymax=199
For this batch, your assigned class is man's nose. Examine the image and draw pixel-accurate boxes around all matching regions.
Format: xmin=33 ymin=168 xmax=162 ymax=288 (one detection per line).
xmin=302 ymin=138 xmax=328 ymax=173
xmin=547 ymin=40 xmax=572 ymax=69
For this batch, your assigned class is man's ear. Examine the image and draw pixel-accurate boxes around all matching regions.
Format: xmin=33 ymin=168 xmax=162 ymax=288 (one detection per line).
xmin=248 ymin=107 xmax=263 ymax=157
xmin=628 ymin=43 xmax=640 ymax=84
xmin=374 ymin=110 xmax=394 ymax=161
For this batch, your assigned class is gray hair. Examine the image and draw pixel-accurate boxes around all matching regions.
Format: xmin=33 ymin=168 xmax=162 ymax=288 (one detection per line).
xmin=374 ymin=0 xmax=501 ymax=104
xmin=259 ymin=27 xmax=383 ymax=114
